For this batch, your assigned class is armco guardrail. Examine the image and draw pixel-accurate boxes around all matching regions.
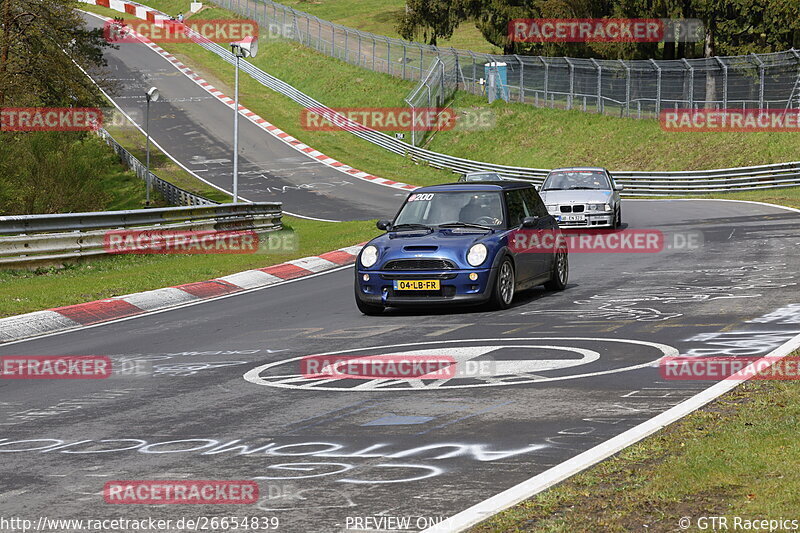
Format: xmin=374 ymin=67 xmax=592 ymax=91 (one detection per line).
xmin=82 ymin=0 xmax=800 ymax=195
xmin=97 ymin=128 xmax=218 ymax=206
xmin=0 ymin=203 xmax=282 ymax=268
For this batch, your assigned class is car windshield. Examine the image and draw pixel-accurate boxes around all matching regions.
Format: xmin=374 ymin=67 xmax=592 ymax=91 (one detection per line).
xmin=394 ymin=191 xmax=504 ymax=228
xmin=542 ymin=171 xmax=610 ymax=190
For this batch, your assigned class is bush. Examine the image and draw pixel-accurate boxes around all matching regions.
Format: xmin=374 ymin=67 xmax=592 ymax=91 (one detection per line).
xmin=0 ymin=132 xmax=130 ymax=215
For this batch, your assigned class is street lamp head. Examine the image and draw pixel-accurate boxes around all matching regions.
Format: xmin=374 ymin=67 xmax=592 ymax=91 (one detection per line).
xmin=146 ymin=87 xmax=160 ymax=102
xmin=231 ymin=36 xmax=258 ymax=58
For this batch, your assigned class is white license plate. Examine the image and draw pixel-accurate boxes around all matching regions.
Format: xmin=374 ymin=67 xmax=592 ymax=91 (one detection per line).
xmin=559 ymin=214 xmax=585 ymax=222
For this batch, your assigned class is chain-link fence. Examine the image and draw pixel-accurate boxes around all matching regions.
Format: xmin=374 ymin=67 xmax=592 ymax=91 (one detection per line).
xmin=217 ymin=0 xmax=800 ymax=140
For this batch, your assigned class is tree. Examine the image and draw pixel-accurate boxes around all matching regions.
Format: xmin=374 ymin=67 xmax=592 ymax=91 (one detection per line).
xmin=0 ymin=0 xmax=110 ymax=108
xmin=396 ymin=0 xmax=470 ymax=46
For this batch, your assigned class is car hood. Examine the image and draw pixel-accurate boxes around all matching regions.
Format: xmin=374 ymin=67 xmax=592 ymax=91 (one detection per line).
xmin=539 ymin=189 xmax=613 ymax=204
xmin=367 ymin=229 xmax=501 ymax=269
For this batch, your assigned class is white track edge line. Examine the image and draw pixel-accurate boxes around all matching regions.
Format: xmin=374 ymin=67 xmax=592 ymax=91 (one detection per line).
xmin=426 ymin=331 xmax=800 ymax=533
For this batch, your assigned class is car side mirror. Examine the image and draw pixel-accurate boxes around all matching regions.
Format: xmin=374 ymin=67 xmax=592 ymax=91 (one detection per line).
xmin=614 ymin=183 xmax=624 ymax=191
xmin=521 ymin=216 xmax=538 ymax=228
xmin=377 ymin=220 xmax=392 ymax=231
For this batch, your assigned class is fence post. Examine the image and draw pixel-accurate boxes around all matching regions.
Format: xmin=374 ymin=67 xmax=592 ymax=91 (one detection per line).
xmin=344 ymin=28 xmax=348 ymax=63
xmin=750 ymin=54 xmax=764 ymax=109
xmin=372 ymin=37 xmax=376 ymax=71
xmin=420 ymin=47 xmax=424 ymax=80
xmin=621 ymin=59 xmax=631 ymax=117
xmin=514 ymin=54 xmax=524 ymax=103
xmin=590 ymin=58 xmax=601 ymax=112
xmin=402 ymin=44 xmax=407 ymax=79
xmin=468 ymin=51 xmax=478 ymax=94
xmin=357 ymin=33 xmax=362 ymax=67
xmin=331 ymin=22 xmax=335 ymax=58
xmin=790 ymin=49 xmax=800 ymax=108
xmin=650 ymin=58 xmax=661 ymax=117
xmin=541 ymin=57 xmax=549 ymax=105
xmin=387 ymin=38 xmax=391 ymax=76
xmin=715 ymin=57 xmax=728 ymax=108
xmin=682 ymin=58 xmax=694 ymax=109
xmin=564 ymin=58 xmax=574 ymax=110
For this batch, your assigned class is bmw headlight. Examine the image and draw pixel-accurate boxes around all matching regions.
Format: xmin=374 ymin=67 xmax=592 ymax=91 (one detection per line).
xmin=467 ymin=243 xmax=488 ymax=267
xmin=546 ymin=204 xmax=558 ymax=212
xmin=360 ymin=245 xmax=378 ymax=267
xmin=588 ymin=203 xmax=612 ymax=212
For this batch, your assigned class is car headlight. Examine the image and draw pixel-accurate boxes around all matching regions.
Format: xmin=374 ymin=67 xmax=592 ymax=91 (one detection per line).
xmin=588 ymin=203 xmax=611 ymax=211
xmin=360 ymin=245 xmax=378 ymax=267
xmin=546 ymin=204 xmax=558 ymax=212
xmin=467 ymin=243 xmax=488 ymax=267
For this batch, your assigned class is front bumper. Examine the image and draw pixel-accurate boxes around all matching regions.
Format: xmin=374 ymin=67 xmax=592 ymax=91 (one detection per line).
xmin=355 ymin=268 xmax=496 ymax=307
xmin=553 ymin=212 xmax=614 ymax=228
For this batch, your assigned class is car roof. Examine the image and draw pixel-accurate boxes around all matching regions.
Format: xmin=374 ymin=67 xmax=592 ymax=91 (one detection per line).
xmin=548 ymin=167 xmax=608 ymax=173
xmin=413 ymin=182 xmax=533 ymax=192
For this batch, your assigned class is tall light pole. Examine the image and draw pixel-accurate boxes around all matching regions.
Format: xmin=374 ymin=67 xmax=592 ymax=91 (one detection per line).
xmin=144 ymin=86 xmax=159 ymax=207
xmin=230 ymin=36 xmax=258 ymax=203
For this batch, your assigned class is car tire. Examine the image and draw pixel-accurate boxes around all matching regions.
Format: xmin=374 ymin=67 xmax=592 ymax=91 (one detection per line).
xmin=489 ymin=258 xmax=515 ymax=310
xmin=544 ymin=246 xmax=568 ymax=291
xmin=614 ymin=207 xmax=622 ymax=228
xmin=354 ymin=286 xmax=384 ymax=315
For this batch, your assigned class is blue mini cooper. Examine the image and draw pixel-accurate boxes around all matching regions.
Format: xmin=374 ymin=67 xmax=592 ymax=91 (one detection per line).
xmin=354 ymin=182 xmax=569 ymax=314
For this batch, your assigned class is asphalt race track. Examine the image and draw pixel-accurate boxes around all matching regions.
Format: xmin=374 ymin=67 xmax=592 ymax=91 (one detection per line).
xmin=1 ymin=200 xmax=799 ymax=531
xmin=80 ymin=13 xmax=406 ymax=221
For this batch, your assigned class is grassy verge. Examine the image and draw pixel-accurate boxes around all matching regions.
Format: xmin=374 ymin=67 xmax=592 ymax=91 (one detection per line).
xmin=0 ymin=216 xmax=377 ymax=317
xmin=472 ymin=353 xmax=800 ymax=532
xmin=79 ymin=1 xmax=800 ymax=187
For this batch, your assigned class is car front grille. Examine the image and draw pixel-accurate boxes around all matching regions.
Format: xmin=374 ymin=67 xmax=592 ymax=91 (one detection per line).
xmin=382 ymin=259 xmax=457 ymax=270
xmin=559 ymin=204 xmax=585 ymax=213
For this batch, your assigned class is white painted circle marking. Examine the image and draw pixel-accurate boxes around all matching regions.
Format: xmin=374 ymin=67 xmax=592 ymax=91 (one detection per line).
xmin=243 ymin=338 xmax=677 ymax=391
